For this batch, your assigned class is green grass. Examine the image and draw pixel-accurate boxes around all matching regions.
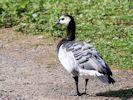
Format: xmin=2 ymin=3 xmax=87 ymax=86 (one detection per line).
xmin=0 ymin=0 xmax=133 ymax=69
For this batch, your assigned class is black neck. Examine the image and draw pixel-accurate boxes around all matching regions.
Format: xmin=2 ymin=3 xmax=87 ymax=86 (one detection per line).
xmin=66 ymin=19 xmax=75 ymax=41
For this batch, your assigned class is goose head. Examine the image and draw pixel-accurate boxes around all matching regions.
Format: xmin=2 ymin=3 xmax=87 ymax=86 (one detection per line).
xmin=56 ymin=14 xmax=74 ymax=26
xmin=56 ymin=14 xmax=76 ymax=41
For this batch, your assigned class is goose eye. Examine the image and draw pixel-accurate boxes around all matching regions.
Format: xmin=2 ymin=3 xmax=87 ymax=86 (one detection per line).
xmin=61 ymin=18 xmax=64 ymax=20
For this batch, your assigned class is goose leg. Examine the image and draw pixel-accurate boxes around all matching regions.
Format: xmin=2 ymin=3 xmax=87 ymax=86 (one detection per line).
xmin=83 ymin=79 xmax=88 ymax=94
xmin=73 ymin=76 xmax=81 ymax=96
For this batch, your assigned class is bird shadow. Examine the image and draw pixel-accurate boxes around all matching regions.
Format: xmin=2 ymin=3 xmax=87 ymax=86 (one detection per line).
xmin=96 ymin=88 xmax=133 ymax=99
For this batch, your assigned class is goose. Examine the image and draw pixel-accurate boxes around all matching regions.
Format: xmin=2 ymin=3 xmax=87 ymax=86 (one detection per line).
xmin=56 ymin=14 xmax=115 ymax=96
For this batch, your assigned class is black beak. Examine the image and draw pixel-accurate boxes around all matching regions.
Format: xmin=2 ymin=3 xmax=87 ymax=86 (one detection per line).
xmin=55 ymin=20 xmax=60 ymax=26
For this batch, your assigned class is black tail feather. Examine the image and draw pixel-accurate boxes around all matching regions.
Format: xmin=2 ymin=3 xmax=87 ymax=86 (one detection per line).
xmin=97 ymin=75 xmax=115 ymax=84
xmin=108 ymin=76 xmax=115 ymax=84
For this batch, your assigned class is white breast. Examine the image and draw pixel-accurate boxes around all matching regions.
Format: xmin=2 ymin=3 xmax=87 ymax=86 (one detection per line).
xmin=58 ymin=45 xmax=78 ymax=74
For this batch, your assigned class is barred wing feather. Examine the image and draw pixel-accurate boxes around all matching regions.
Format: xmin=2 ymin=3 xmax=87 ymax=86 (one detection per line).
xmin=58 ymin=41 xmax=112 ymax=77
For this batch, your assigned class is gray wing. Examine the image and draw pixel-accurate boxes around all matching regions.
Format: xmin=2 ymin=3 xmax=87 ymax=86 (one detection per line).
xmin=63 ymin=41 xmax=112 ymax=76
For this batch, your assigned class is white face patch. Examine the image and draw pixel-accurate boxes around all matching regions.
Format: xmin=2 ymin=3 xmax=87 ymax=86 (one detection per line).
xmin=58 ymin=15 xmax=71 ymax=26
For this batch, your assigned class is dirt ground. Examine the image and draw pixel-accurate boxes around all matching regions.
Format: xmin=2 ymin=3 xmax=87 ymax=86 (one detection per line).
xmin=0 ymin=28 xmax=133 ymax=100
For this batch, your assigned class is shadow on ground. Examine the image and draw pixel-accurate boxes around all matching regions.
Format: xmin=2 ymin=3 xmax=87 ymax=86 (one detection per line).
xmin=96 ymin=88 xmax=133 ymax=99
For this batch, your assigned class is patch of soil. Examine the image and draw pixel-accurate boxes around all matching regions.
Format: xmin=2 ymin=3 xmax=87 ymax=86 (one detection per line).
xmin=0 ymin=28 xmax=133 ymax=100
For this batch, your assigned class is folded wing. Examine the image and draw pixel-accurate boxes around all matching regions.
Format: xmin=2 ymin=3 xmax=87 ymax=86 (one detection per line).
xmin=60 ymin=41 xmax=112 ymax=76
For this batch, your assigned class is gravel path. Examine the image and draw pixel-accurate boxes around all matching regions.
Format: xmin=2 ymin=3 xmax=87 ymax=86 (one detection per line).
xmin=0 ymin=29 xmax=133 ymax=100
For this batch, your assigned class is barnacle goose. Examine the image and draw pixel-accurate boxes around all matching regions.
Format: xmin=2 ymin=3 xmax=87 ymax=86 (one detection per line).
xmin=56 ymin=14 xmax=115 ymax=96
